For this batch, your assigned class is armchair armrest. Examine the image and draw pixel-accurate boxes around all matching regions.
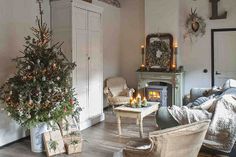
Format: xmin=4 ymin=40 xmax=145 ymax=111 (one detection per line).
xmin=128 ymin=88 xmax=135 ymax=97
xmin=104 ymin=87 xmax=109 ymax=95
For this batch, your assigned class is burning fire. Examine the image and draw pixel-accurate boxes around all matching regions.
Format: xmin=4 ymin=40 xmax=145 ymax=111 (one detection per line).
xmin=148 ymin=91 xmax=160 ymax=99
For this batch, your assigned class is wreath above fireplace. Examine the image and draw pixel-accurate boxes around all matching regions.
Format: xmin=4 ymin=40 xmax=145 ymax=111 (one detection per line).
xmin=146 ymin=33 xmax=173 ymax=72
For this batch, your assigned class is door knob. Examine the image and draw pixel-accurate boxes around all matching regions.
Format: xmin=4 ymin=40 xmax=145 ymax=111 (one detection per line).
xmin=215 ymin=71 xmax=221 ymax=75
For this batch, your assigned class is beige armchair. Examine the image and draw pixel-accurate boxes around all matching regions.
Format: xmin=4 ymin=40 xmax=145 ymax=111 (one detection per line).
xmin=104 ymin=77 xmax=135 ymax=110
xmin=122 ymin=120 xmax=210 ymax=157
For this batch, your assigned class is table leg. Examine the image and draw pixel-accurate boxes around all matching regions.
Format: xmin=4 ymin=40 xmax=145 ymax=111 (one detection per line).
xmin=117 ymin=116 xmax=121 ymax=135
xmin=139 ymin=118 xmax=143 ymax=138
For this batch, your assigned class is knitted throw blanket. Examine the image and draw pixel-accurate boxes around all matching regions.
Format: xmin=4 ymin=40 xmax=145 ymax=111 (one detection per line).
xmin=168 ymin=95 xmax=236 ymax=153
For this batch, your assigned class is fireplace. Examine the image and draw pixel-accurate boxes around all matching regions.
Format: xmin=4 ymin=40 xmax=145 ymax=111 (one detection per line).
xmin=145 ymin=83 xmax=168 ymax=107
xmin=137 ymin=71 xmax=184 ymax=107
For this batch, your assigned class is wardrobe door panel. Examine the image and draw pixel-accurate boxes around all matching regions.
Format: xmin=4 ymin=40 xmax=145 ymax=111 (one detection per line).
xmin=74 ymin=7 xmax=87 ymax=30
xmin=75 ymin=30 xmax=89 ymax=122
xmin=88 ymin=12 xmax=102 ymax=118
xmin=88 ymin=11 xmax=101 ymax=31
xmin=73 ymin=8 xmax=89 ymax=122
xmin=52 ymin=0 xmax=104 ymax=131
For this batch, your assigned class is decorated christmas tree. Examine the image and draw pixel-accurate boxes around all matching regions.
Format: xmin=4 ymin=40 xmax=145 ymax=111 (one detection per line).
xmin=0 ymin=0 xmax=80 ymax=128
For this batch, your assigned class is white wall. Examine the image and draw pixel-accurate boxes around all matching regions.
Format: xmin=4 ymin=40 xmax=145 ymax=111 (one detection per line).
xmin=92 ymin=0 xmax=121 ymax=108
xmin=145 ymin=0 xmax=179 ymax=41
xmin=93 ymin=0 xmax=121 ymax=80
xmin=145 ymin=0 xmax=181 ymax=81
xmin=120 ymin=0 xmax=145 ymax=88
xmin=180 ymin=0 xmax=236 ymax=93
xmin=0 ymin=0 xmax=50 ymax=147
xmin=145 ymin=0 xmax=236 ymax=94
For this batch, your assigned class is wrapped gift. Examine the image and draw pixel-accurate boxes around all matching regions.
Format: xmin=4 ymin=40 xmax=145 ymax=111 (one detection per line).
xmin=58 ymin=115 xmax=79 ymax=136
xmin=65 ymin=141 xmax=82 ymax=154
xmin=63 ymin=135 xmax=82 ymax=154
xmin=43 ymin=130 xmax=66 ymax=157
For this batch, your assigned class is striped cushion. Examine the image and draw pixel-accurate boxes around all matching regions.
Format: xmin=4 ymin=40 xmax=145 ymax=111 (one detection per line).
xmin=192 ymin=97 xmax=210 ymax=106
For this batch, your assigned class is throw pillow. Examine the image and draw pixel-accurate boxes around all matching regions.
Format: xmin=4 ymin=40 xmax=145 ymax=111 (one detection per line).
xmin=192 ymin=97 xmax=210 ymax=106
xmin=109 ymin=86 xmax=124 ymax=97
xmin=193 ymin=98 xmax=216 ymax=110
xmin=119 ymin=88 xmax=129 ymax=97
xmin=223 ymin=79 xmax=236 ymax=90
xmin=203 ymin=86 xmax=222 ymax=97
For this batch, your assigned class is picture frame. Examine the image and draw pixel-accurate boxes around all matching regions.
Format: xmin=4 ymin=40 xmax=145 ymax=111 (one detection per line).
xmin=145 ymin=33 xmax=174 ymax=72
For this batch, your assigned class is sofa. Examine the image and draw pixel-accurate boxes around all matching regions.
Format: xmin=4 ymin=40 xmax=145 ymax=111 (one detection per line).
xmin=156 ymin=79 xmax=236 ymax=156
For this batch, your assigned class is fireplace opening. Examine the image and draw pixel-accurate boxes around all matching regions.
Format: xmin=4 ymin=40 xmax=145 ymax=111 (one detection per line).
xmin=148 ymin=90 xmax=161 ymax=101
xmin=144 ymin=82 xmax=171 ymax=107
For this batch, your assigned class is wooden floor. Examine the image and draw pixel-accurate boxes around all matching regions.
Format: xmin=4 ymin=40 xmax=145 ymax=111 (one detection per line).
xmin=0 ymin=109 xmax=233 ymax=157
xmin=0 ymin=110 xmax=157 ymax=157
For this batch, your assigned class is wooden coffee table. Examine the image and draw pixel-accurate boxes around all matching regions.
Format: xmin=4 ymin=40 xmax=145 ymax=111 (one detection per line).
xmin=114 ymin=102 xmax=159 ymax=138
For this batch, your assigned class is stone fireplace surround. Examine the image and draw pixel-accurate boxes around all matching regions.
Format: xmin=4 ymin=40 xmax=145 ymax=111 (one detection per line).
xmin=137 ymin=71 xmax=184 ymax=107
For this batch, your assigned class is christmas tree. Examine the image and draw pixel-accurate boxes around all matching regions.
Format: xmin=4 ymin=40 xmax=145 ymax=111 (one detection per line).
xmin=0 ymin=0 xmax=80 ymax=128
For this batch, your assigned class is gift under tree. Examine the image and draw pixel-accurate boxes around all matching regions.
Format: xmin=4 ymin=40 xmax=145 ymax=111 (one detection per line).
xmin=0 ymin=0 xmax=80 ymax=153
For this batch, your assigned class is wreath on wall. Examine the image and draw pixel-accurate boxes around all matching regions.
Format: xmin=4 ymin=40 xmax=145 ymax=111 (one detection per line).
xmin=146 ymin=40 xmax=171 ymax=70
xmin=184 ymin=8 xmax=206 ymax=39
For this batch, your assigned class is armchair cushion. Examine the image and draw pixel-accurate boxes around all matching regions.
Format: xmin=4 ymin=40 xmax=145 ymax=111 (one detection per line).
xmin=119 ymin=88 xmax=130 ymax=97
xmin=109 ymin=87 xmax=133 ymax=97
xmin=109 ymin=86 xmax=124 ymax=97
xmin=125 ymin=139 xmax=152 ymax=150
xmin=119 ymin=88 xmax=135 ymax=97
xmin=108 ymin=96 xmax=130 ymax=105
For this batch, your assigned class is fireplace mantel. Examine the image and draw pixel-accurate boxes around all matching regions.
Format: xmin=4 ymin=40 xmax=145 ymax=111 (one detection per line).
xmin=137 ymin=71 xmax=184 ymax=106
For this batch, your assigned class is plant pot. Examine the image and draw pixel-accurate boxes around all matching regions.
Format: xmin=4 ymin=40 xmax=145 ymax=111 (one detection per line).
xmin=30 ymin=123 xmax=51 ymax=153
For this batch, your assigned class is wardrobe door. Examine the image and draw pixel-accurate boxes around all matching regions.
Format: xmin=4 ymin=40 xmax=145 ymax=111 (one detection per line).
xmin=73 ymin=7 xmax=89 ymax=122
xmin=88 ymin=11 xmax=103 ymax=118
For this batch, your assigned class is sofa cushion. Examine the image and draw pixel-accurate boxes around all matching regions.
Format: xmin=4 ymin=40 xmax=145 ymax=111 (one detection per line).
xmin=192 ymin=97 xmax=210 ymax=106
xmin=203 ymin=86 xmax=222 ymax=97
xmin=190 ymin=88 xmax=210 ymax=102
xmin=193 ymin=98 xmax=216 ymax=110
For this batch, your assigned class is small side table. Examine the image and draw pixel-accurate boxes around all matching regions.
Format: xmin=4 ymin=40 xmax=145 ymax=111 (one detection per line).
xmin=114 ymin=103 xmax=159 ymax=138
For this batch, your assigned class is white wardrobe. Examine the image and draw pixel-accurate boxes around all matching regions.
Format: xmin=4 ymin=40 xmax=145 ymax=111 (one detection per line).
xmin=51 ymin=0 xmax=104 ymax=130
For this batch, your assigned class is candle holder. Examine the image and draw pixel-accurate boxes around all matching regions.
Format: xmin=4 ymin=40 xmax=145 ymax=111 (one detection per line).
xmin=129 ymin=94 xmax=148 ymax=108
xmin=140 ymin=45 xmax=146 ymax=71
xmin=172 ymin=42 xmax=178 ymax=72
